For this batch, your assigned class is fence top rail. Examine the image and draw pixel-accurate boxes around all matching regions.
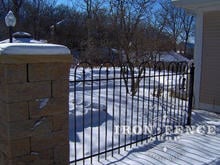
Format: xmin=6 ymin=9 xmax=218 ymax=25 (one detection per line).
xmin=72 ymin=61 xmax=193 ymax=69
xmin=71 ymin=61 xmax=193 ymax=76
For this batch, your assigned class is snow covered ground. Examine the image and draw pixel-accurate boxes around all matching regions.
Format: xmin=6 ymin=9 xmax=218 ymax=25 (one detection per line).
xmin=68 ymin=66 xmax=220 ymax=165
xmin=84 ymin=110 xmax=220 ymax=165
xmin=69 ymin=108 xmax=220 ymax=165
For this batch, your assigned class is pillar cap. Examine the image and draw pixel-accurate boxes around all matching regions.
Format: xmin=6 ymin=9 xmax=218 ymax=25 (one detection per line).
xmin=0 ymin=43 xmax=71 ymax=55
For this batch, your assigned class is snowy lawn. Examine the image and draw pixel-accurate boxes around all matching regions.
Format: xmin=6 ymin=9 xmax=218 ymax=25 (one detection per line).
xmin=85 ymin=110 xmax=220 ymax=165
xmin=69 ymin=108 xmax=220 ymax=165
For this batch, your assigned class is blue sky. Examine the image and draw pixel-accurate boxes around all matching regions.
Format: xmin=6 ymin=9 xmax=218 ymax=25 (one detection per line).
xmin=56 ymin=0 xmax=73 ymax=6
xmin=56 ymin=0 xmax=69 ymax=6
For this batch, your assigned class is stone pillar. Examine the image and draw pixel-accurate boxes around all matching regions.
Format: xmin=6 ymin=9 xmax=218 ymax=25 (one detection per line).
xmin=0 ymin=52 xmax=72 ymax=164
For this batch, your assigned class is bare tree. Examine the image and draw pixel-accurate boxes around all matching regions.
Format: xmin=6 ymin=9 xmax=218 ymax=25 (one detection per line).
xmin=180 ymin=11 xmax=194 ymax=56
xmin=12 ymin=0 xmax=23 ymax=25
xmin=160 ymin=0 xmax=183 ymax=51
xmin=109 ymin=0 xmax=155 ymax=96
xmin=23 ymin=0 xmax=56 ymax=39
xmin=71 ymin=0 xmax=107 ymax=61
xmin=1 ymin=0 xmax=10 ymax=11
xmin=147 ymin=6 xmax=173 ymax=60
xmin=159 ymin=0 xmax=194 ymax=54
xmin=1 ymin=0 xmax=23 ymax=26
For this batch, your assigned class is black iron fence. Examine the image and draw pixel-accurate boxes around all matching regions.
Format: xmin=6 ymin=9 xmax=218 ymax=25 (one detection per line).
xmin=69 ymin=61 xmax=194 ymax=164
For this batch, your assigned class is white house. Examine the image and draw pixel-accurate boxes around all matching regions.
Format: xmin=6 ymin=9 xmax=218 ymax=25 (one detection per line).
xmin=173 ymin=0 xmax=220 ymax=113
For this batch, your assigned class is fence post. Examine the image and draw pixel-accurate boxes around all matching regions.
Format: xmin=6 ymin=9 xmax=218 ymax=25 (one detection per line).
xmin=187 ymin=63 xmax=195 ymax=125
xmin=0 ymin=44 xmax=72 ymax=164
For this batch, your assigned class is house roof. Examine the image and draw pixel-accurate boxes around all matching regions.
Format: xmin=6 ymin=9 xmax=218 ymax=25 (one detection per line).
xmin=158 ymin=51 xmax=189 ymax=62
xmin=173 ymin=0 xmax=220 ymax=12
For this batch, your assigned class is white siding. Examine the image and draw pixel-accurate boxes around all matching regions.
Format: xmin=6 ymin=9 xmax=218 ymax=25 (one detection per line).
xmin=200 ymin=11 xmax=220 ymax=106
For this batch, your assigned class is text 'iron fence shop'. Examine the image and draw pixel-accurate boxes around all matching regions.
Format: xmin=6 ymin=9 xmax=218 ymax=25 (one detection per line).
xmin=69 ymin=61 xmax=194 ymax=164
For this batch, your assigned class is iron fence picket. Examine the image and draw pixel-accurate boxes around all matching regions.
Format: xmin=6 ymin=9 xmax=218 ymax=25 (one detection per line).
xmin=69 ymin=61 xmax=194 ymax=164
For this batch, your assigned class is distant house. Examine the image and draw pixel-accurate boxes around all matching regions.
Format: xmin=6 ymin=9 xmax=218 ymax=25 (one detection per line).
xmin=157 ymin=51 xmax=189 ymax=62
xmin=72 ymin=47 xmax=120 ymax=64
xmin=173 ymin=0 xmax=220 ymax=113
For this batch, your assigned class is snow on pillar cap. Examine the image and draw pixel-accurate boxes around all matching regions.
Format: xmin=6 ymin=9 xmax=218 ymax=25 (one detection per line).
xmin=0 ymin=43 xmax=71 ymax=55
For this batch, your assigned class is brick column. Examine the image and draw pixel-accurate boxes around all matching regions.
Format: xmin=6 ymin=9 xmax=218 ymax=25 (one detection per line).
xmin=0 ymin=55 xmax=72 ymax=164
